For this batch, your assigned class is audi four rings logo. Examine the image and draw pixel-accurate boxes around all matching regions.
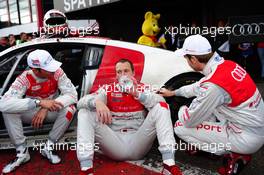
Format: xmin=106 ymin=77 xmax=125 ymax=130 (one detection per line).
xmin=232 ymin=23 xmax=264 ymax=36
xmin=231 ymin=65 xmax=247 ymax=82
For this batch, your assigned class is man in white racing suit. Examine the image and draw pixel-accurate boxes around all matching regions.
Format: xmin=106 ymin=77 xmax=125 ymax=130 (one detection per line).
xmin=160 ymin=34 xmax=264 ymax=175
xmin=0 ymin=49 xmax=77 ymax=174
xmin=77 ymin=59 xmax=182 ymax=175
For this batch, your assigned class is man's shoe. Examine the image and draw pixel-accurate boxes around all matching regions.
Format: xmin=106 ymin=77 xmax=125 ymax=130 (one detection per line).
xmin=79 ymin=167 xmax=94 ymax=175
xmin=2 ymin=147 xmax=30 ymax=173
xmin=162 ymin=164 xmax=182 ymax=175
xmin=218 ymin=152 xmax=251 ymax=175
xmin=40 ymin=143 xmax=61 ymax=164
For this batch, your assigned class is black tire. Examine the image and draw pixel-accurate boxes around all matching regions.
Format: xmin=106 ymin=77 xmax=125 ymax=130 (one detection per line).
xmin=164 ymin=72 xmax=204 ymax=124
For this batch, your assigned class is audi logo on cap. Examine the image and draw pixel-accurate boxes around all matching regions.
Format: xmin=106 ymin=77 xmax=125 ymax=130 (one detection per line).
xmin=32 ymin=59 xmax=40 ymax=67
xmin=232 ymin=23 xmax=264 ymax=36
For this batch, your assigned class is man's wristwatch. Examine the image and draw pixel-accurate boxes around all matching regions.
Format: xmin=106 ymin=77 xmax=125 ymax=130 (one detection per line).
xmin=35 ymin=99 xmax=41 ymax=107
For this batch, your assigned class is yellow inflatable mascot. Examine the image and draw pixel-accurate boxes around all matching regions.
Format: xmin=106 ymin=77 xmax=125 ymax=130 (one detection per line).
xmin=137 ymin=11 xmax=166 ymax=48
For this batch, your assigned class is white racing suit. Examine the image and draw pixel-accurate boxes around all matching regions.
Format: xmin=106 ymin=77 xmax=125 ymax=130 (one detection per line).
xmin=0 ymin=68 xmax=77 ymax=146
xmin=77 ymin=83 xmax=176 ymax=168
xmin=174 ymin=53 xmax=264 ymax=155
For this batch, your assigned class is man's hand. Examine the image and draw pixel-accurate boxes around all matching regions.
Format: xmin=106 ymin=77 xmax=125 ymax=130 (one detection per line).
xmin=39 ymin=99 xmax=64 ymax=111
xmin=31 ymin=108 xmax=48 ymax=129
xmin=95 ymin=99 xmax=112 ymax=124
xmin=126 ymin=76 xmax=139 ymax=98
xmin=159 ymin=88 xmax=175 ymax=97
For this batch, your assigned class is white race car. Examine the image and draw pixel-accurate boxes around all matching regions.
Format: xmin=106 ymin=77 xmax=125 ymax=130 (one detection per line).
xmin=0 ymin=37 xmax=203 ymax=149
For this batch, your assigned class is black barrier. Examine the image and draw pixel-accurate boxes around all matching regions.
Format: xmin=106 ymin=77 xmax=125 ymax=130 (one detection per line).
xmin=228 ymin=15 xmax=264 ymax=44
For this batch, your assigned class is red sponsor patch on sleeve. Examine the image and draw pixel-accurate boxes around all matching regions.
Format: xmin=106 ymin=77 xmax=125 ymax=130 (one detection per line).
xmin=159 ymin=102 xmax=169 ymax=109
xmin=65 ymin=111 xmax=73 ymax=121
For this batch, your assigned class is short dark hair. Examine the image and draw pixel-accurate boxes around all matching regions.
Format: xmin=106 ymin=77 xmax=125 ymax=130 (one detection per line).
xmin=8 ymin=34 xmax=15 ymax=38
xmin=115 ymin=58 xmax=134 ymax=72
xmin=20 ymin=32 xmax=26 ymax=36
xmin=185 ymin=52 xmax=214 ymax=63
xmin=30 ymin=67 xmax=41 ymax=72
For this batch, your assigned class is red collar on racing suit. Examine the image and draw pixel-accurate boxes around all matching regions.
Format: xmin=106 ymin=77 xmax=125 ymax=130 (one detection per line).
xmin=25 ymin=73 xmax=58 ymax=99
xmin=203 ymin=60 xmax=256 ymax=107
xmin=106 ymin=83 xmax=145 ymax=112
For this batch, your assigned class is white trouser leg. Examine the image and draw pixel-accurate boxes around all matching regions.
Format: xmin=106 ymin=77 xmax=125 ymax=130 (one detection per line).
xmin=226 ymin=127 xmax=264 ymax=154
xmin=21 ymin=105 xmax=76 ymax=143
xmin=174 ymin=120 xmax=229 ymax=154
xmin=174 ymin=120 xmax=264 ymax=154
xmin=77 ymin=109 xmax=129 ymax=168
xmin=3 ymin=113 xmax=26 ymax=147
xmin=77 ymin=103 xmax=176 ymax=168
xmin=129 ymin=103 xmax=176 ymax=161
xmin=47 ymin=105 xmax=76 ymax=143
xmin=3 ymin=105 xmax=76 ymax=147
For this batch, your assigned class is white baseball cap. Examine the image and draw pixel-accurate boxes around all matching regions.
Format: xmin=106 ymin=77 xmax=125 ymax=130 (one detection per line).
xmin=27 ymin=49 xmax=62 ymax=72
xmin=175 ymin=34 xmax=212 ymax=57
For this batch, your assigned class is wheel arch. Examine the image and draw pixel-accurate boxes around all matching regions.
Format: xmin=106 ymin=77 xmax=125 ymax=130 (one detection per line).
xmin=163 ymin=71 xmax=204 ymax=124
xmin=164 ymin=71 xmax=204 ymax=89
